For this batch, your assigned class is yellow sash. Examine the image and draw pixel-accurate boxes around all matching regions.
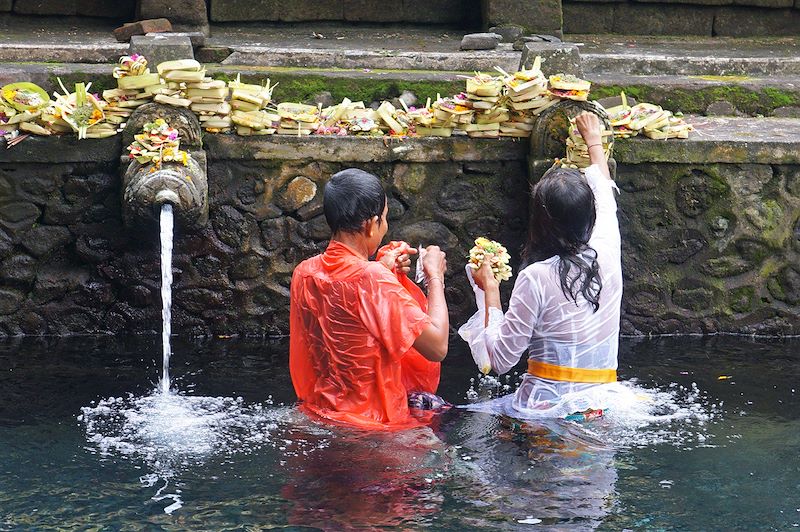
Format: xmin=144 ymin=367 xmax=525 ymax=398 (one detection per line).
xmin=527 ymin=359 xmax=616 ymax=383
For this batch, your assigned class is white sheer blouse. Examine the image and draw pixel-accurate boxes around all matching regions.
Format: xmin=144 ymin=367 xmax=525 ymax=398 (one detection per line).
xmin=459 ymin=164 xmax=624 ymax=418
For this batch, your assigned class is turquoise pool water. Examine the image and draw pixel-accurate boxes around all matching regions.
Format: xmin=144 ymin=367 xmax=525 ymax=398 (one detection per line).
xmin=0 ymin=335 xmax=797 ymax=530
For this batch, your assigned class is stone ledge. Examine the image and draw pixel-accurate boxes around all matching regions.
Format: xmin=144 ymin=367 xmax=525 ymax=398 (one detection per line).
xmin=222 ymin=47 xmax=521 ymax=74
xmin=0 ymin=136 xmax=122 ymax=164
xmin=204 ymin=135 xmax=529 ymax=163
xmin=615 ymin=116 xmax=800 ymax=164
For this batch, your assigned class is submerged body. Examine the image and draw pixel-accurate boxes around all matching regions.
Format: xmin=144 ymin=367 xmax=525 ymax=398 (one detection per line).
xmin=461 ymin=162 xmax=628 ymax=418
xmin=290 ymin=240 xmax=439 ymax=430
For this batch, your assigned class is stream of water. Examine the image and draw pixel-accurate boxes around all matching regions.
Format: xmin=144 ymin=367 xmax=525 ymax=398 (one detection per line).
xmin=159 ymin=203 xmax=173 ymax=394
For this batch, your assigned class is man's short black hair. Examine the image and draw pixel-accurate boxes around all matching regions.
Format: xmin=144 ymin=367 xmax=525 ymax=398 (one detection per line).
xmin=323 ymin=168 xmax=387 ymax=234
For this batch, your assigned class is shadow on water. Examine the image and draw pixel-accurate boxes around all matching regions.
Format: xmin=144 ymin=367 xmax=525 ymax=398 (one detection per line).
xmin=0 ymin=334 xmax=797 ymax=529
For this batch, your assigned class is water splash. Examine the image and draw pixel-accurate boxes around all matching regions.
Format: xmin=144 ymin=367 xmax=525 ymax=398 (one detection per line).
xmin=79 ymin=392 xmax=291 ymax=513
xmin=463 ymin=372 xmax=717 ymax=450
xmin=159 ymin=204 xmax=173 ymax=394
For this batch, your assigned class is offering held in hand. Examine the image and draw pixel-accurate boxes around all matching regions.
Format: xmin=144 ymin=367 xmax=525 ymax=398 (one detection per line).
xmin=468 ymin=237 xmax=512 ymax=282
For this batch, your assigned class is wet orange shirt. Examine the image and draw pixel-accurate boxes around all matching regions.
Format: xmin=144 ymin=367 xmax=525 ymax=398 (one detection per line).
xmin=290 ymin=240 xmax=436 ymax=430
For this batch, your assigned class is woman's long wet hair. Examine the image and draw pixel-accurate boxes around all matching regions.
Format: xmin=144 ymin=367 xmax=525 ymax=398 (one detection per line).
xmin=523 ymin=167 xmax=602 ymax=312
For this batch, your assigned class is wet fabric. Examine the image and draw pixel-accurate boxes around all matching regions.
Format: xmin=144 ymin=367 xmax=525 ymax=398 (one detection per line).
xmin=376 ymin=241 xmax=441 ymax=394
xmin=290 ymin=240 xmax=436 ymax=431
xmin=407 ymin=391 xmax=452 ymax=412
xmin=459 ymin=164 xmax=624 ymax=419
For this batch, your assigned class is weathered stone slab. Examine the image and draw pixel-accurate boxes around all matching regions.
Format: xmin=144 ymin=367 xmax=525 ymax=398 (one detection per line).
xmin=490 ymin=25 xmax=524 ymax=42
xmin=615 ymin=117 xmax=800 ymax=165
xmin=714 ymin=7 xmax=800 ymax=36
xmin=520 ymin=42 xmax=582 ymax=77
xmin=14 ymin=0 xmax=76 ymax=15
xmin=129 ymin=34 xmax=194 ymax=66
xmin=482 ymin=0 xmax=563 ymax=35
xmin=222 ymin=47 xmax=521 ymax=73
xmin=205 ymin=135 xmax=528 ymax=163
xmin=0 ymin=0 xmax=11 ymax=12
xmin=460 ymin=33 xmax=501 ymax=51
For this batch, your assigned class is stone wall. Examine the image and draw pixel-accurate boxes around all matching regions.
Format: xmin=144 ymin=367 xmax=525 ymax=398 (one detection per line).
xmin=563 ymin=1 xmax=800 ymax=36
xmin=1 ymin=134 xmax=798 ymax=337
xmin=616 ymin=162 xmax=800 ymax=336
xmin=0 ymin=136 xmax=528 ymax=336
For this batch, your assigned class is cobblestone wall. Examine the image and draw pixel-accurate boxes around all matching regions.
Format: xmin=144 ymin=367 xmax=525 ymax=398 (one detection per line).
xmin=0 ymin=136 xmax=528 ymax=336
xmin=616 ymin=162 xmax=800 ymax=336
xmin=0 ymin=136 xmax=797 ymax=337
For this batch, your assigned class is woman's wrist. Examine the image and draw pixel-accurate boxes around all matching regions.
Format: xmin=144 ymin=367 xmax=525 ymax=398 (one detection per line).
xmin=427 ymin=276 xmax=445 ymax=287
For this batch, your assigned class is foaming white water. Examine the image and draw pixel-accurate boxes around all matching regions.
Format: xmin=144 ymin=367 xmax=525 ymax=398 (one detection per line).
xmin=464 ymin=372 xmax=717 ymax=450
xmin=79 ymin=391 xmax=292 ymax=513
xmin=159 ymin=204 xmax=173 ymax=394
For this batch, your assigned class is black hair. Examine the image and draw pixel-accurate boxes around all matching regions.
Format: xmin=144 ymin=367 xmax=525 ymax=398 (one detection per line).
xmin=323 ymin=168 xmax=387 ymax=234
xmin=523 ymin=166 xmax=603 ymax=312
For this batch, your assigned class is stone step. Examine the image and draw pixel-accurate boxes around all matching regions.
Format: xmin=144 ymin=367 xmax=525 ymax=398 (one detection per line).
xmin=588 ymin=73 xmax=800 ymax=117
xmin=614 ymin=116 xmax=800 ymax=165
xmin=576 ymin=34 xmax=800 ymax=76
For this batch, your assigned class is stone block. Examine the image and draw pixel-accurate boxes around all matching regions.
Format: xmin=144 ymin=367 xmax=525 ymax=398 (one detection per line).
xmin=210 ymin=0 xmax=279 ymax=21
xmin=714 ymin=7 xmax=800 ymax=36
xmin=520 ymin=42 xmax=583 ymax=77
xmin=129 ymin=34 xmax=194 ymax=68
xmin=612 ymin=4 xmax=714 ymax=35
xmin=77 ymin=0 xmax=136 ymax=18
xmin=489 ymin=25 xmax=524 ymax=42
xmin=138 ymin=0 xmax=208 ymax=26
xmin=114 ymin=19 xmax=173 ymax=43
xmin=563 ymin=2 xmax=615 ymax=33
xmin=0 ymin=0 xmax=11 ymax=12
xmin=482 ymin=0 xmax=562 ymax=34
xmin=277 ymin=176 xmax=318 ymax=212
xmin=281 ymin=0 xmax=342 ymax=21
xmin=343 ymin=0 xmax=403 ymax=22
xmin=14 ymin=0 xmax=77 ymax=15
xmin=153 ymin=31 xmax=206 ymax=47
xmin=773 ymin=106 xmax=800 ymax=118
xmin=460 ymin=32 xmax=501 ymax=50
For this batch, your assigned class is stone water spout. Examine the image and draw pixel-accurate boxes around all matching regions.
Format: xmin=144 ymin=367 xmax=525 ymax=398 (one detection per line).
xmin=528 ymin=99 xmax=617 ymax=181
xmin=121 ymin=103 xmax=208 ymax=229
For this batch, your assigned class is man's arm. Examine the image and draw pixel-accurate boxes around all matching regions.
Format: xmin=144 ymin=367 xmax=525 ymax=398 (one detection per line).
xmin=412 ymin=246 xmax=449 ymax=362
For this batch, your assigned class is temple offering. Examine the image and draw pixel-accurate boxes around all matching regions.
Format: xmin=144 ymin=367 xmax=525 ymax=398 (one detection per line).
xmin=562 ymin=115 xmax=613 ymax=169
xmin=127 ymin=118 xmax=188 ymax=166
xmin=467 ymin=237 xmax=512 ymax=282
xmin=50 ymin=79 xmax=108 ymax=139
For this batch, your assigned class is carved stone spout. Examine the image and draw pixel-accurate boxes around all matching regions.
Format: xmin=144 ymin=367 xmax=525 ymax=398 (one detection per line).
xmin=120 ymin=103 xmax=208 ymax=229
xmin=122 ymin=152 xmax=208 ymax=228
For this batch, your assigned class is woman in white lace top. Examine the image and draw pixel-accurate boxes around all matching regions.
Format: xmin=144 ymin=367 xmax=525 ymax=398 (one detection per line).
xmin=459 ymin=112 xmax=629 ymax=419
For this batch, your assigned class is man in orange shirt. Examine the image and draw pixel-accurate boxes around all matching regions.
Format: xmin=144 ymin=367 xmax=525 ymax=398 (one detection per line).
xmin=289 ymin=168 xmax=450 ymax=430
